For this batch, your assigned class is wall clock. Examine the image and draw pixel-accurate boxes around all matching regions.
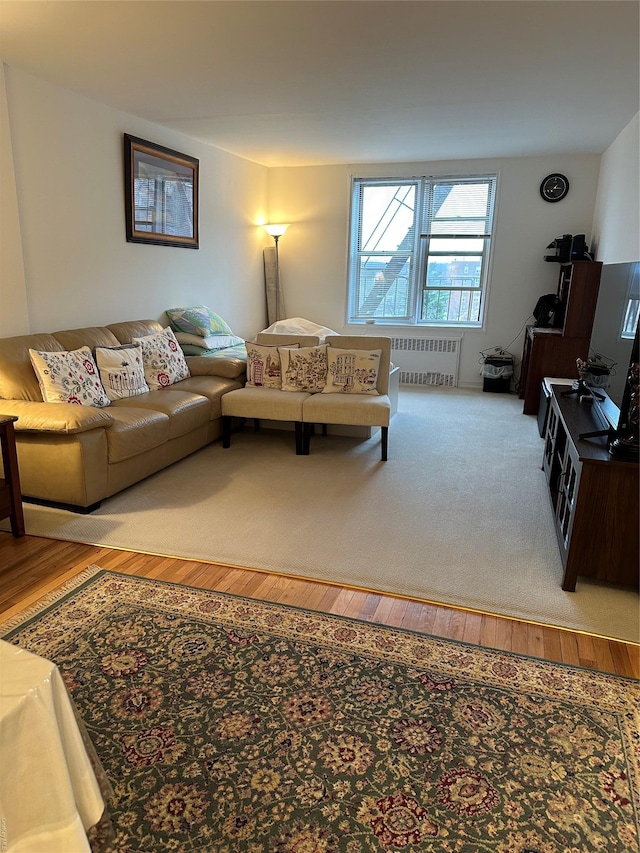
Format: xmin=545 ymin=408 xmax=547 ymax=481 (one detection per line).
xmin=540 ymin=173 xmax=570 ymax=203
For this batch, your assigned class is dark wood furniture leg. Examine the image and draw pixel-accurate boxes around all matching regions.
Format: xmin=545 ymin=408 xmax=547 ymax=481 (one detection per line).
xmin=222 ymin=416 xmax=232 ymax=448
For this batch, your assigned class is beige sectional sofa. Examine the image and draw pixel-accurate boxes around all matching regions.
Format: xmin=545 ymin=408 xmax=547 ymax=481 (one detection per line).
xmin=0 ymin=320 xmax=246 ymax=511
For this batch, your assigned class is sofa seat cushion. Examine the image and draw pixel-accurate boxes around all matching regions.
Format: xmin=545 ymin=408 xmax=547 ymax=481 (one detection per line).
xmin=303 ymin=393 xmax=391 ymax=427
xmin=173 ymin=376 xmax=244 ymax=419
xmin=222 ymin=387 xmax=311 ymax=421
xmin=111 ymin=389 xmax=209 ymax=439
xmin=105 ymin=407 xmax=169 ymax=463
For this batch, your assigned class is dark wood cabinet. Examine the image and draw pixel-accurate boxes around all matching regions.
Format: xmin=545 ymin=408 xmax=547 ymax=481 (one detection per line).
xmin=0 ymin=416 xmax=25 ymax=538
xmin=542 ymin=386 xmax=639 ymax=592
xmin=519 ymin=261 xmax=602 ymax=414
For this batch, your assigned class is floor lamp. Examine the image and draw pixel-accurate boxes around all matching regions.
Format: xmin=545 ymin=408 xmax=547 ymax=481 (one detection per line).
xmin=263 ymin=224 xmax=289 ymax=323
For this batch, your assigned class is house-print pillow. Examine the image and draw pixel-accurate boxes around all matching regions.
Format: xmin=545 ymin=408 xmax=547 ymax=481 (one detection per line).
xmin=132 ymin=327 xmax=190 ymax=390
xmin=245 ymin=342 xmax=299 ymax=389
xmin=279 ymin=345 xmax=328 ymax=393
xmin=29 ymin=346 xmax=111 ymax=407
xmin=94 ymin=344 xmax=150 ymax=401
xmin=166 ymin=305 xmax=234 ymax=337
xmin=323 ymin=347 xmax=381 ymax=395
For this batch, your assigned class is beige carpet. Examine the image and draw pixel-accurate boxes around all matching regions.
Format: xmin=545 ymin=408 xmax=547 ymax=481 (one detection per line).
xmin=6 ymin=387 xmax=639 ymax=642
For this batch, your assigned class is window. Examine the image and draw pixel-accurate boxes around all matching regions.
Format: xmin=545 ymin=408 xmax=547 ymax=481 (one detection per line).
xmin=347 ymin=175 xmax=497 ymax=327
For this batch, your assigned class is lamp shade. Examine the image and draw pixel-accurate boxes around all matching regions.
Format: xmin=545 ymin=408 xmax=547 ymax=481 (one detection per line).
xmin=263 ymin=223 xmax=290 ymax=238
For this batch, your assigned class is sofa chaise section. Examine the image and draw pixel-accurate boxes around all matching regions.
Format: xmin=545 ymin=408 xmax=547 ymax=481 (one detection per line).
xmin=221 ymin=333 xmax=392 ymax=460
xmin=221 ymin=334 xmax=321 ymax=455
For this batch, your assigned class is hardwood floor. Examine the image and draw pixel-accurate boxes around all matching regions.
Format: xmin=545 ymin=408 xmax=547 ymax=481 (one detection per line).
xmin=0 ymin=532 xmax=637 ymax=678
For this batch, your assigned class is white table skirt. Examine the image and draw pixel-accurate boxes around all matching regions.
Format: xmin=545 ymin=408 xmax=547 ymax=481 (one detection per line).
xmin=0 ymin=640 xmax=105 ymax=852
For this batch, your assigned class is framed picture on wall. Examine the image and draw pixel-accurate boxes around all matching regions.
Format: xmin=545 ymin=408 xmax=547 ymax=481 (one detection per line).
xmin=124 ymin=134 xmax=199 ymax=248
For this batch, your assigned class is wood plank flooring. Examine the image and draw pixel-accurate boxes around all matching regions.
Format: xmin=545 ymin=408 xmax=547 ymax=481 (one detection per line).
xmin=0 ymin=532 xmax=637 ymax=678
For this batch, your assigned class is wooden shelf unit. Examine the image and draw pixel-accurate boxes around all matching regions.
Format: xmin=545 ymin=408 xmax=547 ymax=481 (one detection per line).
xmin=519 ymin=261 xmax=602 ymax=415
xmin=542 ymin=386 xmax=639 ymax=592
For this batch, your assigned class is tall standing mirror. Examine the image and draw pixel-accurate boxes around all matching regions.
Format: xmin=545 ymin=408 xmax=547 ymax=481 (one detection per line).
xmin=590 ymin=261 xmax=639 ymax=406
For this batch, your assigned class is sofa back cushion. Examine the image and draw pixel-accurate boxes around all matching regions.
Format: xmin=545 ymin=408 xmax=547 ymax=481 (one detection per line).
xmin=107 ymin=319 xmax=164 ymax=344
xmin=0 ymin=333 xmax=64 ymax=401
xmin=52 ymin=327 xmax=120 ymax=351
xmin=255 ymin=333 xmax=321 ymax=348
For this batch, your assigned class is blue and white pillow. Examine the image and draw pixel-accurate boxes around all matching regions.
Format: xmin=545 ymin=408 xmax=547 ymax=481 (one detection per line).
xmin=166 ymin=305 xmax=234 ymax=338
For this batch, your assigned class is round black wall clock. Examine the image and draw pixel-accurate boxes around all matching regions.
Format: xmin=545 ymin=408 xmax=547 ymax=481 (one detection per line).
xmin=540 ymin=173 xmax=570 ymax=203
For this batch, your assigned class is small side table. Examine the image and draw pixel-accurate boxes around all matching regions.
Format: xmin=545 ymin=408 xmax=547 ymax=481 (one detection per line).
xmin=0 ymin=416 xmax=25 ymax=537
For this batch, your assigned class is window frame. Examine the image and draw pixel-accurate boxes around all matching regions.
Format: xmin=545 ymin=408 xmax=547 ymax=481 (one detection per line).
xmin=347 ymin=173 xmax=497 ymax=328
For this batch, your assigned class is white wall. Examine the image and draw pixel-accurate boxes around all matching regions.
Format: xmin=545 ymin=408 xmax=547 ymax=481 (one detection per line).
xmin=590 ymin=112 xmax=640 ymax=403
xmin=591 ymin=113 xmax=639 ymax=264
xmin=2 ymin=65 xmax=636 ymax=396
xmin=268 ymin=155 xmax=601 ymax=386
xmin=0 ymin=65 xmax=29 ymax=335
xmin=1 ymin=66 xmax=269 ymax=339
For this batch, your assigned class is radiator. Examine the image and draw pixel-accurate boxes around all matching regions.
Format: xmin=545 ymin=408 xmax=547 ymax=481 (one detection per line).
xmin=390 ymin=336 xmax=462 ymax=387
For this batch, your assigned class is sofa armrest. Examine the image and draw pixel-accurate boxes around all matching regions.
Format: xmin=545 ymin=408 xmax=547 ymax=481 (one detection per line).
xmin=0 ymin=400 xmax=113 ymax=434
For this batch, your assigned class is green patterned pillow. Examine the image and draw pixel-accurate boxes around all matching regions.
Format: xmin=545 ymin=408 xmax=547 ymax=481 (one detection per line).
xmin=166 ymin=305 xmax=233 ymax=338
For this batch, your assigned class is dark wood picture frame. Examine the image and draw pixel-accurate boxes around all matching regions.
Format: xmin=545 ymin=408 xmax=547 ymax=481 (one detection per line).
xmin=124 ymin=134 xmax=199 ymax=249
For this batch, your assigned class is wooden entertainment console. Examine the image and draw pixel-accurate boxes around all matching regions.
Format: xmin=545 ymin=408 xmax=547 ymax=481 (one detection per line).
xmin=542 ymin=385 xmax=638 ymax=592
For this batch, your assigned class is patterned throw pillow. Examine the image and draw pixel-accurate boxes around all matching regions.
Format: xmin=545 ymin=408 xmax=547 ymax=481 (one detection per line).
xmin=323 ymin=347 xmax=381 ymax=395
xmin=166 ymin=305 xmax=234 ymax=338
xmin=279 ymin=345 xmax=328 ymax=393
xmin=245 ymin=342 xmax=299 ymax=389
xmin=132 ymin=327 xmax=190 ymax=390
xmin=29 ymin=346 xmax=111 ymax=407
xmin=94 ymin=344 xmax=150 ymax=401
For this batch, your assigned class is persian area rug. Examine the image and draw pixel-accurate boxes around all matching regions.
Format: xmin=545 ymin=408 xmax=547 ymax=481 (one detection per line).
xmin=2 ymin=568 xmax=638 ymax=853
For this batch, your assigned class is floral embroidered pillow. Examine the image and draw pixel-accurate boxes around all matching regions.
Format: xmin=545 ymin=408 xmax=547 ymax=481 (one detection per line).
xmin=132 ymin=327 xmax=190 ymax=390
xmin=94 ymin=344 xmax=150 ymax=401
xmin=29 ymin=346 xmax=111 ymax=407
xmin=245 ymin=342 xmax=299 ymax=389
xmin=323 ymin=347 xmax=381 ymax=395
xmin=278 ymin=345 xmax=328 ymax=393
xmin=166 ymin=305 xmax=234 ymax=338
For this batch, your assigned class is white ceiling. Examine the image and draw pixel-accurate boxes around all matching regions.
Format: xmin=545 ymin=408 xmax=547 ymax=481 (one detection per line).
xmin=1 ymin=1 xmax=638 ymax=167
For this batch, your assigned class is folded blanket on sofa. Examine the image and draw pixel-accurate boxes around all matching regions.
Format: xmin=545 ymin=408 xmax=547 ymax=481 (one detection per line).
xmin=175 ymin=332 xmax=245 ymax=352
xmin=259 ymin=318 xmax=338 ymax=343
